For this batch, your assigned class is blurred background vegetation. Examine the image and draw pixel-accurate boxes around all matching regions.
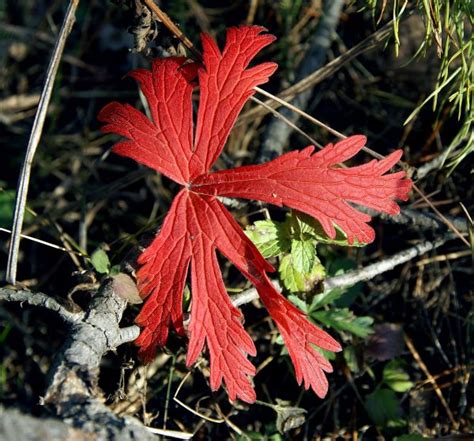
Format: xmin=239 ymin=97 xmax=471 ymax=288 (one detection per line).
xmin=0 ymin=1 xmax=472 ymax=439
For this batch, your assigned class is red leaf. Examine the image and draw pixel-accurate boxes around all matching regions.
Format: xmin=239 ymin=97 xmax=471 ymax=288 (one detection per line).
xmin=100 ymin=25 xmax=412 ymax=403
xmin=256 ymin=279 xmax=341 ymax=398
xmin=189 ymin=26 xmax=277 ymax=178
xmin=193 ymin=135 xmax=412 ymax=244
xmin=135 ymin=190 xmax=191 ymax=361
xmin=98 ymin=58 xmax=197 ymax=184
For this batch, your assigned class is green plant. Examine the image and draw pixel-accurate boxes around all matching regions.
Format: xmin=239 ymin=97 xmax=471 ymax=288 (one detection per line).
xmin=364 ymin=359 xmax=414 ymax=428
xmin=365 ymin=0 xmax=473 ymax=171
xmin=247 ymin=210 xmax=375 ymax=359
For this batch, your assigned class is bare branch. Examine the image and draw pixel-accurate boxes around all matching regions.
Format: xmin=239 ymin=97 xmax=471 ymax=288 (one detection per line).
xmin=0 ymin=288 xmax=84 ymax=323
xmin=362 ymin=207 xmax=468 ymax=234
xmin=231 ymin=236 xmax=452 ymax=307
xmin=323 ymin=236 xmax=451 ymax=290
xmin=42 ymin=280 xmax=151 ymax=440
xmin=1 ymin=281 xmax=149 ymax=439
xmin=0 ymin=408 xmax=92 ymax=441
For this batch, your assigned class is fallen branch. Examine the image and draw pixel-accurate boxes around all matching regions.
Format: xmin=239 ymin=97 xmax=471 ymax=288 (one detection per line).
xmin=0 ymin=408 xmax=91 ymax=441
xmin=0 ymin=233 xmax=454 ymax=438
xmin=0 ymin=288 xmax=84 ymax=323
xmin=0 ymin=281 xmax=154 ymax=440
xmin=323 ymin=236 xmax=450 ymax=290
xmin=231 ymin=235 xmax=452 ymax=307
xmin=363 ymin=207 xmax=468 ymax=235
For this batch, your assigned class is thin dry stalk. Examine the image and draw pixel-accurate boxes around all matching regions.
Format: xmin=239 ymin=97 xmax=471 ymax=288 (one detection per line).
xmin=236 ymin=20 xmax=396 ymax=124
xmin=6 ymin=0 xmax=80 ymax=284
xmin=404 ymin=334 xmax=458 ymax=429
xmin=141 ymin=0 xmax=202 ymax=60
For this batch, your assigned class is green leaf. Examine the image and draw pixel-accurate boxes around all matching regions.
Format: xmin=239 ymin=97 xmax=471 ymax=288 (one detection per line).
xmin=291 ymin=239 xmax=315 ymax=273
xmin=246 ymin=219 xmax=290 ymax=258
xmin=313 ymin=345 xmax=336 ymax=361
xmin=0 ymin=186 xmax=33 ymax=229
xmin=279 ymin=253 xmax=325 ymax=293
xmin=324 ymin=258 xmax=364 ymax=308
xmin=309 ymin=287 xmax=345 ymax=310
xmin=289 ymin=212 xmax=367 ymax=247
xmin=0 ymin=323 xmax=12 ymax=345
xmin=288 ymin=294 xmax=309 ymax=314
xmin=286 ymin=211 xmax=315 ymax=236
xmin=383 ymin=360 xmax=414 ymax=393
xmin=109 ymin=265 xmax=121 ymax=276
xmin=343 ymin=346 xmax=361 ymax=374
xmin=91 ymin=249 xmax=110 ymax=274
xmin=279 ymin=254 xmax=305 ymax=292
xmin=365 ymin=388 xmax=404 ymax=427
xmin=313 ymin=308 xmax=374 ymax=338
xmin=0 ymin=189 xmax=16 ymax=229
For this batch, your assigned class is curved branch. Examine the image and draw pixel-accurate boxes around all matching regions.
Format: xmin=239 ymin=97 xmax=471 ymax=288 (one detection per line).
xmin=1 ymin=281 xmax=148 ymax=439
xmin=0 ymin=288 xmax=84 ymax=323
xmin=43 ymin=279 xmax=152 ymax=439
xmin=231 ymin=235 xmax=452 ymax=307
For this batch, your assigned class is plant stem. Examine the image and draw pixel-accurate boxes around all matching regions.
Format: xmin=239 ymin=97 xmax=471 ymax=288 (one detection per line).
xmin=6 ymin=0 xmax=80 ymax=284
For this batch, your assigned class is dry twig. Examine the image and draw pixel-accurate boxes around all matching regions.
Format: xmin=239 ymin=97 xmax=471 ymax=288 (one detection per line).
xmin=6 ymin=0 xmax=80 ymax=285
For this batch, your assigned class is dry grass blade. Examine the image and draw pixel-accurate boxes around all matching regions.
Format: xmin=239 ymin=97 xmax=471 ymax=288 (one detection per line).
xmin=254 ymin=86 xmax=384 ymax=160
xmin=237 ymin=19 xmax=397 ymax=125
xmin=251 ymin=96 xmax=323 ymax=148
xmin=6 ymin=0 xmax=80 ymax=284
xmin=404 ymin=334 xmax=458 ymax=429
xmin=1 ymin=228 xmax=84 ymax=255
xmin=412 ymin=184 xmax=470 ymax=247
xmin=145 ymin=427 xmax=193 ymax=439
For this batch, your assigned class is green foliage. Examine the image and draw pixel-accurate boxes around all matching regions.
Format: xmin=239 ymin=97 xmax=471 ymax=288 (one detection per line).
xmin=90 ymin=248 xmax=111 ymax=274
xmin=260 ymin=214 xmax=414 ymax=432
xmin=313 ymin=309 xmax=374 ymax=338
xmin=343 ymin=345 xmax=362 ymax=374
xmin=279 ymin=252 xmax=325 ymax=293
xmin=363 ymin=359 xmax=414 ymax=428
xmin=0 ymin=323 xmax=12 ymax=345
xmin=248 ymin=211 xmax=373 ymax=357
xmin=246 ymin=219 xmax=289 ymax=259
xmin=365 ymin=0 xmax=474 ymax=170
xmin=382 ymin=359 xmax=414 ymax=392
xmin=365 ymin=388 xmax=405 ymax=427
xmin=286 ymin=290 xmax=374 ymax=340
xmin=0 ymin=184 xmax=33 ymax=229
xmin=275 ymin=0 xmax=304 ymax=78
xmin=247 ymin=211 xmax=366 ymax=293
xmin=0 ymin=188 xmax=16 ymax=229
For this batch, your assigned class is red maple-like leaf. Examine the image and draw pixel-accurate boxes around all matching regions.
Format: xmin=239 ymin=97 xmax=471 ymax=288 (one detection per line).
xmin=99 ymin=26 xmax=412 ymax=403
